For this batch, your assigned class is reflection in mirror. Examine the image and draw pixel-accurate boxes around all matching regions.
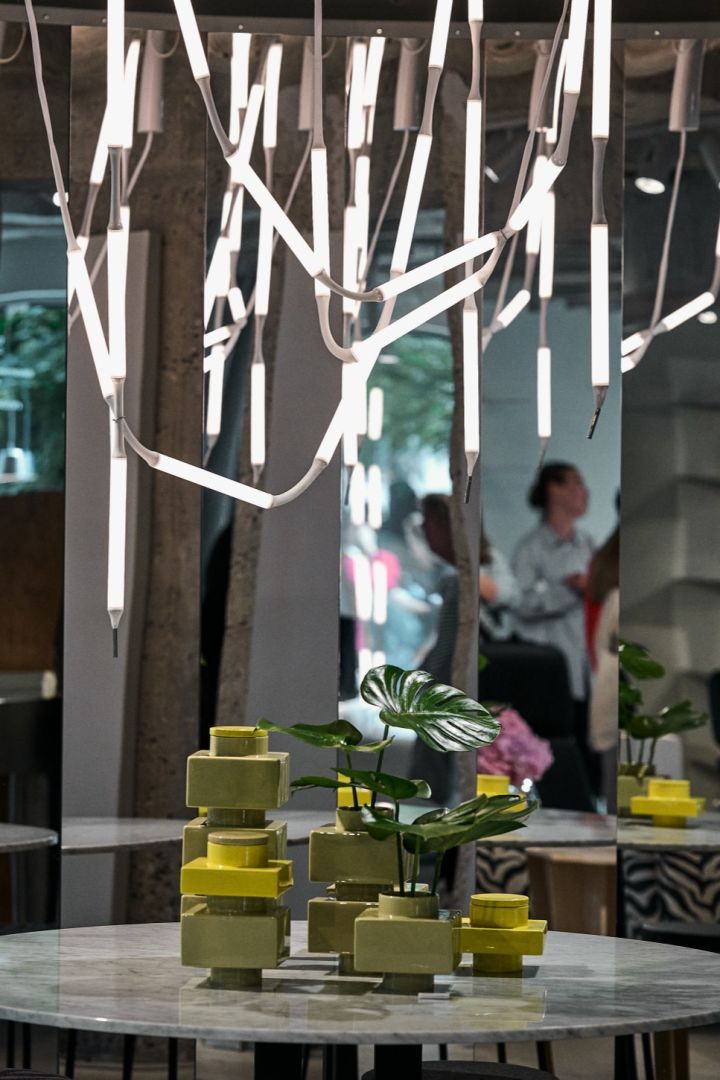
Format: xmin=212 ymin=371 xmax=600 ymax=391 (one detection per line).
xmin=620 ymin=39 xmax=720 ymax=937
xmin=479 ymin=39 xmax=622 ymax=818
xmin=0 ymin=19 xmax=68 ymax=1070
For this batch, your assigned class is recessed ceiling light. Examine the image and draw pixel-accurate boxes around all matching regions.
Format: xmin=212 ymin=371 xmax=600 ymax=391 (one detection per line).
xmin=698 ymin=310 xmax=718 ymax=325
xmin=635 ymin=176 xmax=666 ymax=195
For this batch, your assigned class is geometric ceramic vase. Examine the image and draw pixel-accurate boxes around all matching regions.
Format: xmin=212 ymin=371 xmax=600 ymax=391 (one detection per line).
xmin=457 ymin=893 xmax=547 ymax=974
xmin=307 ymin=795 xmax=401 ymax=974
xmin=476 ymin=773 xmax=511 ymax=797
xmin=617 ymin=765 xmax=653 ymax=817
xmin=180 ymin=725 xmax=293 ymax=987
xmin=630 ymin=776 xmax=706 ymax=828
xmin=353 ymin=888 xmax=462 ymax=993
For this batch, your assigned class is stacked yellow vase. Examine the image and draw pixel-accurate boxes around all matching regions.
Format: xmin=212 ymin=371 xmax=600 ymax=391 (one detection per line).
xmin=180 ymin=725 xmax=293 ymax=987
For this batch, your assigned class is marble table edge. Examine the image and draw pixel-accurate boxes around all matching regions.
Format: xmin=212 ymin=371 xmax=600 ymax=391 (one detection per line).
xmin=0 ymin=1002 xmax=716 ymax=1045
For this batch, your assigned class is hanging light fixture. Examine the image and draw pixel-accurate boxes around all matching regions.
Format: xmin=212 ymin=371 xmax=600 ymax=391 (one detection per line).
xmin=622 ymin=38 xmax=705 ymax=370
xmin=587 ymin=0 xmax=612 ymax=438
xmin=23 ymin=0 xmax=596 ymax=649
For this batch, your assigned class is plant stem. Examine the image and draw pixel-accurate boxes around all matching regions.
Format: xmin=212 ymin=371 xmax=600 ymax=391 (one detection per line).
xmin=371 ymin=724 xmax=390 ymax=808
xmin=344 ymin=750 xmax=358 ymax=809
xmin=648 ymin=737 xmax=658 ymax=769
xmin=393 ymin=800 xmax=404 ymax=895
xmin=411 ymin=850 xmax=419 ymax=894
xmin=431 ymin=852 xmax=443 ymax=897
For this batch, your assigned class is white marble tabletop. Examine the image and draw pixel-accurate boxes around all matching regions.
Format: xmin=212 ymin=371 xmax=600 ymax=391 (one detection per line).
xmin=61 ymin=812 xmax=332 ymax=854
xmin=0 ymin=922 xmax=719 ymax=1044
xmin=478 ymin=809 xmax=615 ymax=848
xmin=0 ymin=823 xmax=58 ymax=854
xmin=617 ymin=811 xmax=720 ymax=852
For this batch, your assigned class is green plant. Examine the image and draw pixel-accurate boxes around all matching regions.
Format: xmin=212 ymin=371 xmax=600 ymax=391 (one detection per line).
xmin=258 ymin=664 xmax=534 ymax=896
xmin=619 ymin=641 xmax=707 ymax=770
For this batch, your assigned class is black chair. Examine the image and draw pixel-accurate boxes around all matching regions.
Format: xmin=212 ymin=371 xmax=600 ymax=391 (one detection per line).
xmin=0 ymin=698 xmax=62 ymax=933
xmin=362 ymin=1063 xmax=557 ymax=1079
xmin=640 ymin=920 xmax=720 ymax=953
xmin=707 ymin=671 xmax=720 ymax=755
xmin=477 ymin=642 xmax=595 ymax=812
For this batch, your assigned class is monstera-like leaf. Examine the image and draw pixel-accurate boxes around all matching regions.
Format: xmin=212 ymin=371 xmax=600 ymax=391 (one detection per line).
xmin=618 ymin=641 xmax=665 ymax=681
xmin=360 ymin=665 xmax=500 ymax=751
xmin=361 ymin=793 xmax=532 ymax=855
xmin=290 ymin=770 xmax=430 ymax=801
xmin=257 ymin=717 xmax=393 ymax=754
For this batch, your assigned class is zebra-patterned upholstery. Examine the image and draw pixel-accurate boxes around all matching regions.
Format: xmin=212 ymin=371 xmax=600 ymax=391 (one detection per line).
xmin=622 ymin=849 xmax=720 ymax=937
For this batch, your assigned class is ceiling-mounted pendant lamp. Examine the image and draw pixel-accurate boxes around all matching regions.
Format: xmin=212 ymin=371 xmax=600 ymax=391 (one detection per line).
xmin=587 ymin=0 xmax=612 ymax=438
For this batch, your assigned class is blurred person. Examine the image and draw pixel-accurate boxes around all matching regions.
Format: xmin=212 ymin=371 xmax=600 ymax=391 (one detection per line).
xmin=411 ymin=493 xmax=459 ymax=804
xmin=511 ymin=462 xmax=598 ymax=790
xmin=479 ymin=525 xmax=519 ymax=642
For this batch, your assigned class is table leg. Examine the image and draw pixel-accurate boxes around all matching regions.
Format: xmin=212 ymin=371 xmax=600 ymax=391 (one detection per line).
xmin=254 ymin=1042 xmax=305 ymax=1080
xmin=374 ymin=1044 xmax=422 ymax=1080
xmin=537 ymin=1041 xmax=555 ymax=1073
xmin=65 ymin=1029 xmax=77 ymax=1078
xmin=615 ymin=1034 xmax=638 ymax=1080
xmin=653 ymin=1030 xmax=689 ymax=1080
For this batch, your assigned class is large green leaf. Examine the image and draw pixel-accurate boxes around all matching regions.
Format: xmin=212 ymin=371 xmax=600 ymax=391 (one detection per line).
xmin=361 ymin=796 xmax=531 ymax=855
xmin=618 ymin=641 xmax=665 ymax=681
xmin=333 ymin=768 xmax=431 ymax=802
xmin=257 ymin=718 xmax=363 ymax=749
xmin=360 ymin=665 xmax=500 ymax=752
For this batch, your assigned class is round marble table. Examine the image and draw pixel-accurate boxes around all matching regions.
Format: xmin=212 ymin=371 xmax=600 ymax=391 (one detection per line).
xmin=617 ymin=811 xmax=720 ymax=851
xmin=0 ymin=921 xmax=718 ymax=1048
xmin=0 ymin=823 xmax=57 ymax=854
xmin=478 ymin=809 xmax=615 ymax=848
xmin=61 ymin=811 xmax=332 ymax=855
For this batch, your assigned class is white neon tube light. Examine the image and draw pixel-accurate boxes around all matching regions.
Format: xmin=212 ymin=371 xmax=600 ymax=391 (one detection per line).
xmin=263 ymin=41 xmax=283 ymax=151
xmin=367 ymin=464 xmax=382 ymax=529
xmin=347 ymin=40 xmax=368 ymax=151
xmin=592 ymin=0 xmax=612 ymax=140
xmin=463 ymin=305 xmax=480 ymax=456
xmin=429 ymin=0 xmax=453 ymax=69
xmin=230 ymin=33 xmax=251 ymax=136
xmin=367 ymin=387 xmax=383 ymax=441
xmin=508 ymin=159 xmax=563 ymax=233
xmin=255 ymin=210 xmax=274 ymax=318
xmin=590 ymin=222 xmax=610 ymax=387
xmin=372 ymin=558 xmax=388 ymax=625
xmin=390 ymin=133 xmax=432 ymax=275
xmin=172 ymin=0 xmax=210 ymax=81
xmin=564 ymin=0 xmax=590 ymax=96
xmin=107 ymin=217 xmax=128 ymax=380
xmin=311 ymin=148 xmax=330 ymax=297
xmin=205 ymin=345 xmax=225 ymax=439
xmin=250 ymin=362 xmax=266 ymax=469
xmin=496 ymin=289 xmax=531 ymax=328
xmin=349 ymin=463 xmax=366 ymax=526
xmin=106 ymin=0 xmax=125 ymax=147
xmin=621 ymin=330 xmax=646 ymax=356
xmin=121 ymin=39 xmax=141 ymax=152
xmin=204 ymin=236 xmax=231 ymax=326
xmin=107 ymin=450 xmax=127 ymax=625
xmin=539 ymin=191 xmax=555 ymax=300
xmin=155 ymin=452 xmax=273 ymax=508
xmin=537 ymin=345 xmax=552 ymax=439
xmin=380 ymin=231 xmax=497 ymax=302
xmin=204 ymin=326 xmax=231 ymax=348
xmin=464 ymin=100 xmax=482 ymax=244
xmin=229 ymin=80 xmax=264 ymax=183
xmin=659 ymin=291 xmax=715 ymax=332
xmin=228 ymin=286 xmax=247 ymax=324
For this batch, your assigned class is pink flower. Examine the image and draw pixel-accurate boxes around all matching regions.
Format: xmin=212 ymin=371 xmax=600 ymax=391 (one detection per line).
xmin=476 ymin=708 xmax=554 ymax=786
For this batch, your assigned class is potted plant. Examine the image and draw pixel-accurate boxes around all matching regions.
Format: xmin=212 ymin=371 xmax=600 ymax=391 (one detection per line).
xmin=260 ymin=664 xmax=534 ymax=988
xmin=618 ymin=641 xmax=707 ymax=814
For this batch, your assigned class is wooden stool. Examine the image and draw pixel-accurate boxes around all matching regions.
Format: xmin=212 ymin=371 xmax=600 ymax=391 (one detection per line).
xmin=526 ymin=847 xmax=617 ymax=935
